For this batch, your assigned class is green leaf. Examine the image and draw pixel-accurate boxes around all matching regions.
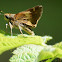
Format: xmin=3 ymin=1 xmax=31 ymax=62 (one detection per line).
xmin=53 ymin=48 xmax=62 ymax=58
xmin=53 ymin=42 xmax=62 ymax=58
xmin=0 ymin=33 xmax=43 ymax=54
xmin=9 ymin=41 xmax=62 ymax=62
xmin=38 ymin=46 xmax=55 ymax=61
xmin=9 ymin=44 xmax=44 ymax=62
xmin=38 ymin=45 xmax=62 ymax=62
xmin=42 ymin=36 xmax=52 ymax=43
xmin=53 ymin=42 xmax=62 ymax=49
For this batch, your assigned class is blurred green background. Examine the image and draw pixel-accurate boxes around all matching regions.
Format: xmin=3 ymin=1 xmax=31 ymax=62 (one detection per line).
xmin=0 ymin=0 xmax=62 ymax=62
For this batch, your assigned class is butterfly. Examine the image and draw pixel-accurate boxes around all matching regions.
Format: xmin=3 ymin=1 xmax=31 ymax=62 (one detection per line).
xmin=1 ymin=5 xmax=43 ymax=35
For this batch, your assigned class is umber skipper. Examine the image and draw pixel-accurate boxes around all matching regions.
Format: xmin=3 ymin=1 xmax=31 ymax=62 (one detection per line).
xmin=0 ymin=5 xmax=43 ymax=35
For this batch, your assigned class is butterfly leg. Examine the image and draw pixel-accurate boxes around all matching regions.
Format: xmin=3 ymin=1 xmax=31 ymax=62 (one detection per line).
xmin=23 ymin=27 xmax=35 ymax=35
xmin=9 ymin=22 xmax=13 ymax=36
xmin=18 ymin=24 xmax=35 ymax=35
xmin=18 ymin=25 xmax=23 ymax=34
xmin=6 ymin=23 xmax=8 ymax=33
xmin=21 ymin=25 xmax=35 ymax=35
xmin=6 ymin=23 xmax=8 ymax=29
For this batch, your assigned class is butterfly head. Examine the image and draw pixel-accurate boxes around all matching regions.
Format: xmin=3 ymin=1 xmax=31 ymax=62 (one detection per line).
xmin=4 ymin=13 xmax=15 ymax=22
xmin=4 ymin=13 xmax=10 ymax=21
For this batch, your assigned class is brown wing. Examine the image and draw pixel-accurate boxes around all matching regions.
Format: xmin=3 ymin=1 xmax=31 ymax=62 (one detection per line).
xmin=14 ymin=5 xmax=43 ymax=27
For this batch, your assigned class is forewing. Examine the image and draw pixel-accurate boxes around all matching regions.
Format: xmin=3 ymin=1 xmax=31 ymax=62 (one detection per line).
xmin=14 ymin=5 xmax=43 ymax=27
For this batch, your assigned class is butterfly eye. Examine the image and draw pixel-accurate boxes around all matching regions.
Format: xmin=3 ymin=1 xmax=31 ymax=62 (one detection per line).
xmin=5 ymin=15 xmax=9 ymax=19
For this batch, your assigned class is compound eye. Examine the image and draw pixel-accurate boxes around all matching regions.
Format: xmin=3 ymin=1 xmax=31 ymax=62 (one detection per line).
xmin=5 ymin=15 xmax=9 ymax=19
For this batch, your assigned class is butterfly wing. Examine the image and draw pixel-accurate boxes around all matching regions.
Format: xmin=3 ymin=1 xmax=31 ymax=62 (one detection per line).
xmin=14 ymin=5 xmax=43 ymax=28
